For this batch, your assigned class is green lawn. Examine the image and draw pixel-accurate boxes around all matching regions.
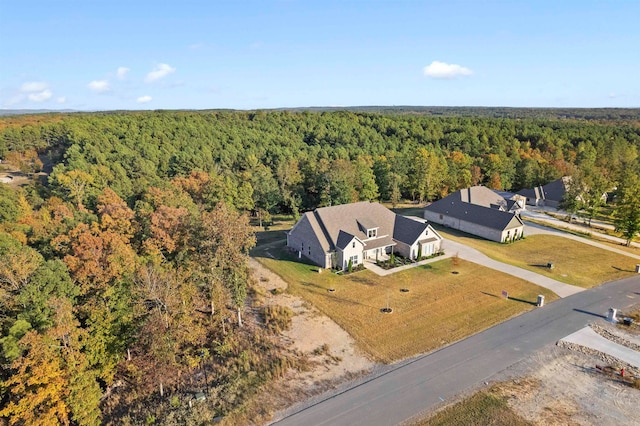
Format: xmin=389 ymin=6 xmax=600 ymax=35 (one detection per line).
xmin=436 ymin=227 xmax=637 ymax=288
xmin=255 ymin=245 xmax=557 ymax=363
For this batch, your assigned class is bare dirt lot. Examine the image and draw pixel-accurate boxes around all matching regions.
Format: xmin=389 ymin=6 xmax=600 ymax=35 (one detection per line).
xmin=493 ymin=345 xmax=638 ymax=425
xmin=248 ymin=259 xmax=375 ymax=420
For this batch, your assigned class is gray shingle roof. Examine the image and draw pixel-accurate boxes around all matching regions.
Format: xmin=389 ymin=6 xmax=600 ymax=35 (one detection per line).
xmin=288 ymin=202 xmax=436 ymax=254
xmin=542 ymin=177 xmax=569 ymax=203
xmin=336 ymin=230 xmax=357 ymax=250
xmin=313 ymin=201 xmax=396 ymax=250
xmin=458 ymin=186 xmax=509 ymax=209
xmin=393 ymin=215 xmax=429 ymax=246
xmin=425 ymin=196 xmax=523 ymax=231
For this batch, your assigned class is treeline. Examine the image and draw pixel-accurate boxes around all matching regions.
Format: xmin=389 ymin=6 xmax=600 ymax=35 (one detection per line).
xmin=2 ymin=110 xmax=639 ymax=216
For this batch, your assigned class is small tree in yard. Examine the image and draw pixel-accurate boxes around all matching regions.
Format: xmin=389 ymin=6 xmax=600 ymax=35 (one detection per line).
xmin=347 ymin=258 xmax=353 ymax=273
xmin=417 ymin=245 xmax=422 ymax=261
xmin=615 ymin=172 xmax=640 ymax=247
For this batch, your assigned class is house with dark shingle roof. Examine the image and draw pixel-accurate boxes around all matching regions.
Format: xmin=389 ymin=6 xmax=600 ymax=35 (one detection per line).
xmin=424 ymin=186 xmax=524 ymax=242
xmin=286 ymin=201 xmax=443 ymax=270
xmin=517 ymin=177 xmax=570 ymax=208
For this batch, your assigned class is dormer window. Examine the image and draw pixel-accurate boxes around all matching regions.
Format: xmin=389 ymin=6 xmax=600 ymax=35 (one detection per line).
xmin=367 ymin=229 xmax=377 ymax=238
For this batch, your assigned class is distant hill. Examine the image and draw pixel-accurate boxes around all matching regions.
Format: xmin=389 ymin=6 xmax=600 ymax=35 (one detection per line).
xmin=2 ymin=106 xmax=640 ymax=121
xmin=272 ymin=106 xmax=640 ymax=121
xmin=0 ymin=109 xmax=78 ymax=116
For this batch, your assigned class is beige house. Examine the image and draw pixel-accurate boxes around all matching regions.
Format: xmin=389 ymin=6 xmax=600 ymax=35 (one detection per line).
xmin=424 ymin=186 xmax=525 ymax=243
xmin=286 ymin=202 xmax=443 ymax=270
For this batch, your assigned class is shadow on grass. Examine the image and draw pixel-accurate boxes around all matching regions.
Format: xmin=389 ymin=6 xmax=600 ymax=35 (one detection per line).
xmin=348 ymin=276 xmax=378 ymax=287
xmin=529 ymin=263 xmax=551 ymax=269
xmin=507 ymin=296 xmax=537 ymax=306
xmin=612 ymin=265 xmax=637 ymax=273
xmin=573 ymin=308 xmax=606 ymax=319
xmin=480 ymin=291 xmax=503 ymax=299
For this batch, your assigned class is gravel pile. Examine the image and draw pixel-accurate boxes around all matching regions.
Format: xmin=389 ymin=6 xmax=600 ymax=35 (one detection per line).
xmin=590 ymin=323 xmax=640 ymax=352
xmin=556 ymin=340 xmax=639 ymax=378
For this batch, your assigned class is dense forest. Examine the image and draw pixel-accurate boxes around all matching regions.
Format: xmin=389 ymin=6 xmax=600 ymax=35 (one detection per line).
xmin=1 ymin=109 xmax=640 ymax=424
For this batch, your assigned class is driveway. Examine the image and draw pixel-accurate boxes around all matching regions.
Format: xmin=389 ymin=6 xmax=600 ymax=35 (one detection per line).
xmin=443 ymin=239 xmax=584 ymax=298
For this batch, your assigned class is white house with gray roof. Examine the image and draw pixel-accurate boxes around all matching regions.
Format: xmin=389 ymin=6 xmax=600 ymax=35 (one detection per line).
xmin=424 ymin=186 xmax=524 ymax=243
xmin=286 ymin=201 xmax=443 ymax=270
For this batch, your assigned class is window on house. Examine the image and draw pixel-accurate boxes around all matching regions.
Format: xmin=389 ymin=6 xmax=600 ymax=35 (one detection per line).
xmin=367 ymin=229 xmax=377 ymax=238
xmin=308 ymin=247 xmax=311 ymax=255
xmin=352 ymin=241 xmax=356 ymax=248
xmin=350 ymin=255 xmax=359 ymax=265
xmin=439 ymin=214 xmax=443 ymax=220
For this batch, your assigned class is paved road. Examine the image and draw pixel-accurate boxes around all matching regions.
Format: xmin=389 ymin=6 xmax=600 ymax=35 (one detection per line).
xmin=273 ymin=274 xmax=640 ymax=426
xmin=521 ymin=208 xmax=640 ymax=249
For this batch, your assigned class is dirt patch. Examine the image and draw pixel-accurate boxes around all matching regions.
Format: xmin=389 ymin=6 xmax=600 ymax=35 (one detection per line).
xmin=248 ymin=258 xmax=375 ymax=419
xmin=489 ymin=345 xmax=639 ymax=425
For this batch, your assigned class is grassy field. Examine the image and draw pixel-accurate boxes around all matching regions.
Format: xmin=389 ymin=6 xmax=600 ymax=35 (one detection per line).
xmin=255 ymin=245 xmax=557 ymax=363
xmin=436 ymin=228 xmax=637 ymax=288
xmin=415 ymin=390 xmax=532 ymax=426
xmin=523 ymin=217 xmax=640 ymax=255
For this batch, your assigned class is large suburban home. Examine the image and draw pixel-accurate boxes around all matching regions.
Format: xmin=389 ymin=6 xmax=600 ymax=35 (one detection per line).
xmin=286 ymin=201 xmax=443 ymax=270
xmin=424 ymin=186 xmax=525 ymax=243
xmin=517 ymin=177 xmax=570 ymax=208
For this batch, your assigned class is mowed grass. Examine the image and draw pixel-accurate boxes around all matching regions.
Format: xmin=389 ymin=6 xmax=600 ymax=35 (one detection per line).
xmin=523 ymin=218 xmax=640 ymax=255
xmin=437 ymin=228 xmax=637 ymax=288
xmin=256 ymin=247 xmax=557 ymax=363
xmin=415 ymin=391 xmax=532 ymax=426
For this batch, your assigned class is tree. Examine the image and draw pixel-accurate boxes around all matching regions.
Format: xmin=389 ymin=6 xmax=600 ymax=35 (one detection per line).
xmin=52 ymin=168 xmax=95 ymax=210
xmin=559 ymin=175 xmax=583 ymax=222
xmin=389 ymin=173 xmax=401 ymax=208
xmin=196 ymin=203 xmax=256 ymax=327
xmin=580 ymin=167 xmax=609 ymax=226
xmin=0 ymin=233 xmax=43 ymax=316
xmin=614 ymin=172 xmax=640 ymax=247
xmin=0 ymin=331 xmax=71 ymax=426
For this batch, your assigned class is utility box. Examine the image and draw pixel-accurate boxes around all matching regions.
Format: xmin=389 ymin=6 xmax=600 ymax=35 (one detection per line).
xmin=635 ymin=264 xmax=640 ymax=273
xmin=537 ymin=295 xmax=545 ymax=307
xmin=607 ymin=307 xmax=618 ymax=323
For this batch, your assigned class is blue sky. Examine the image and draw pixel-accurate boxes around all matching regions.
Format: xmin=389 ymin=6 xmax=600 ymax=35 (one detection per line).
xmin=1 ymin=0 xmax=638 ymax=110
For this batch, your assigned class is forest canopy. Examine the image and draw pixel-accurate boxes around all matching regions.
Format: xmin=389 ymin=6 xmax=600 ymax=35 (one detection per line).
xmin=1 ymin=109 xmax=640 ymax=424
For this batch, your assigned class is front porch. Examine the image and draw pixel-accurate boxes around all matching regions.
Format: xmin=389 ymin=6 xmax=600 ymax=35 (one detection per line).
xmin=363 ymin=246 xmax=393 ymax=263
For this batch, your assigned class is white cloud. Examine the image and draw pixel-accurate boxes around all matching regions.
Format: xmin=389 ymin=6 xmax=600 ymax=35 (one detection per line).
xmin=136 ymin=95 xmax=152 ymax=103
xmin=423 ymin=61 xmax=473 ymax=79
xmin=88 ymin=80 xmax=110 ymax=93
xmin=28 ymin=90 xmax=52 ymax=102
xmin=57 ymin=97 xmax=66 ymax=103
xmin=116 ymin=67 xmax=130 ymax=79
xmin=145 ymin=63 xmax=175 ymax=83
xmin=21 ymin=81 xmax=48 ymax=92
xmin=18 ymin=81 xmax=53 ymax=103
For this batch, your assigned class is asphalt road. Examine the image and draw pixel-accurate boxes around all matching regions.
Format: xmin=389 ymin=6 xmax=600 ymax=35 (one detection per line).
xmin=273 ymin=274 xmax=640 ymax=426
